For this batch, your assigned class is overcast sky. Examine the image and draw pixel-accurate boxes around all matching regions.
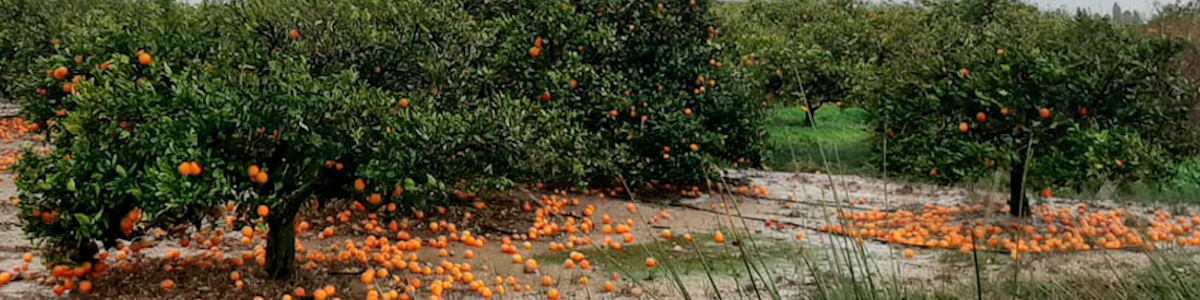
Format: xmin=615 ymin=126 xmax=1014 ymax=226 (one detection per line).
xmin=1029 ymin=0 xmax=1160 ymax=14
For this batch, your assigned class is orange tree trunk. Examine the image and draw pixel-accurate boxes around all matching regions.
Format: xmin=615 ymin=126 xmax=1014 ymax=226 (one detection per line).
xmin=1008 ymin=160 xmax=1031 ymax=217
xmin=265 ymin=183 xmax=314 ymax=279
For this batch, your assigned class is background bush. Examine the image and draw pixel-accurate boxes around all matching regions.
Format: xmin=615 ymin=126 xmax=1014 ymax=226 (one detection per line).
xmin=717 ymin=0 xmax=1199 ymax=213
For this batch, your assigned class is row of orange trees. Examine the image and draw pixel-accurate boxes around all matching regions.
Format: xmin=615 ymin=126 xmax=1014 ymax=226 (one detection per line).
xmin=2 ymin=0 xmax=764 ymax=276
xmin=721 ymin=0 xmax=1199 ymax=215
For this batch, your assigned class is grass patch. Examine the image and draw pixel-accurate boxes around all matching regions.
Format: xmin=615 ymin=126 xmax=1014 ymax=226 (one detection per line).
xmin=819 ymin=250 xmax=1200 ymax=300
xmin=767 ymin=106 xmax=871 ymax=173
xmin=533 ymin=233 xmax=804 ymax=281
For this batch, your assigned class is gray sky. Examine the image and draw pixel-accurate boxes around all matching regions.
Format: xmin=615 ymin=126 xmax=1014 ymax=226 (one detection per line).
xmin=1028 ymin=0 xmax=1160 ymax=15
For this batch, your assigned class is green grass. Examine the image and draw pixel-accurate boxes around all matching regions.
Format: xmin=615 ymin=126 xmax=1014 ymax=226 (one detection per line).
xmin=533 ymin=233 xmax=803 ymax=280
xmin=767 ymin=106 xmax=871 ymax=173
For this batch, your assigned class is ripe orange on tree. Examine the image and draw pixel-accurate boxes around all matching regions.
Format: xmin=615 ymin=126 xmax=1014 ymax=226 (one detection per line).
xmin=289 ymin=29 xmax=301 ymax=40
xmin=137 ymin=52 xmax=153 ymax=66
xmin=51 ymin=66 xmax=69 ymax=81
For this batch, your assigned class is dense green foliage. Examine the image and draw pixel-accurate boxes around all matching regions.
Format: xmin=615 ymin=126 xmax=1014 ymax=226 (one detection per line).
xmin=2 ymin=0 xmax=764 ymax=269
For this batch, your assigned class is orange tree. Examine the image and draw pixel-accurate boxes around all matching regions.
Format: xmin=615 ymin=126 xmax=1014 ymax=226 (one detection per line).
xmin=457 ymin=0 xmax=764 ymax=181
xmin=717 ymin=0 xmax=923 ymax=125
xmin=868 ymin=0 xmax=1198 ymax=216
xmin=10 ymin=0 xmax=762 ymax=279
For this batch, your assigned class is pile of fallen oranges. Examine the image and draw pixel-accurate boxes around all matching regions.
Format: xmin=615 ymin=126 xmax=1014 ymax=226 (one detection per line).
xmin=2 ymin=182 xmax=698 ymax=300
xmin=0 ymin=118 xmax=36 ymax=172
xmin=824 ymin=202 xmax=1199 ymax=260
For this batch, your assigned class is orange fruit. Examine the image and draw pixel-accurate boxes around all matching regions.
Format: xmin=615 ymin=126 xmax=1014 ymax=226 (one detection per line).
xmin=52 ymin=67 xmax=69 ymax=81
xmin=256 ymin=172 xmax=269 ymax=184
xmin=959 ymin=68 xmax=970 ymax=78
xmin=684 ymin=108 xmax=693 ymax=116
xmin=1000 ymin=107 xmax=1010 ymax=116
xmin=1041 ymin=188 xmax=1053 ymax=199
xmin=645 ymin=257 xmax=657 ymax=269
xmin=689 ymin=143 xmax=699 ymax=151
xmin=539 ymin=92 xmax=552 ymax=102
xmin=160 ymin=279 xmax=175 ymax=290
xmin=368 ymin=193 xmax=382 ymax=205
xmin=257 ymin=205 xmax=270 ymax=218
xmin=569 ymin=79 xmax=579 ymax=89
xmin=547 ymin=289 xmax=561 ymax=300
xmin=904 ymin=249 xmax=915 ymax=259
xmin=99 ymin=61 xmax=112 ymax=71
xmin=714 ymin=231 xmax=725 ymax=244
xmin=63 ymin=83 xmax=75 ymax=94
xmin=958 ymin=122 xmax=969 ymax=133
xmin=78 ymin=280 xmax=92 ymax=293
xmin=289 ymin=29 xmax=301 ymax=41
xmin=997 ymin=49 xmax=1007 ymax=56
xmin=529 ymin=47 xmax=542 ymax=58
xmin=248 ymin=165 xmax=261 ymax=177
xmin=178 ymin=162 xmax=192 ymax=176
xmin=354 ymin=179 xmax=366 ymax=191
xmin=1039 ymin=108 xmax=1052 ymax=120
xmin=399 ymin=98 xmax=410 ymax=109
xmin=976 ymin=112 xmax=986 ymax=123
xmin=138 ymin=52 xmax=153 ymax=66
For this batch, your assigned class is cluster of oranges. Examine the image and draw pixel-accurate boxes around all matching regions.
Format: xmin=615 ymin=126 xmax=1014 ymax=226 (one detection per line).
xmin=177 ymin=162 xmax=203 ymax=176
xmin=529 ymin=37 xmax=544 ymax=59
xmin=248 ymin=165 xmax=270 ymax=185
xmin=824 ymin=202 xmax=1200 ymax=260
xmin=0 ymin=118 xmax=37 ymax=144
